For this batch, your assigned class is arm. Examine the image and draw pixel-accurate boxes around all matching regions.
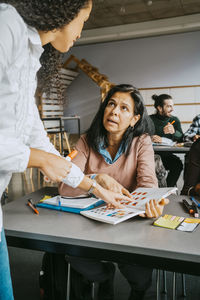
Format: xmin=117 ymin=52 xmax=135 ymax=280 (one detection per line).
xmin=136 ymin=135 xmax=158 ymax=188
xmin=58 ymin=136 xmax=89 ymax=197
xmin=183 ymin=115 xmax=200 ymax=142
xmin=172 ymin=118 xmax=183 ymax=142
xmin=181 ymin=140 xmax=200 ymax=195
xmin=134 ymin=135 xmax=169 ymax=217
xmin=136 ymin=136 xmax=169 ymax=217
xmin=58 ymin=136 xmax=131 ymax=198
xmin=30 ymin=147 xmax=131 ymax=207
xmin=27 ymin=104 xmax=60 ymax=156
xmin=0 ymin=8 xmax=31 ymax=173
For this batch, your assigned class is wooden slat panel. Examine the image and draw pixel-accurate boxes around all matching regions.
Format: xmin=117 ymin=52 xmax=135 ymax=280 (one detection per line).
xmin=42 ymin=105 xmax=63 ymax=111
xmin=139 ymin=84 xmax=200 ymax=90
xmin=60 ymin=68 xmax=79 ymax=77
xmin=42 ymin=111 xmax=63 ymax=116
xmin=41 ymin=99 xmax=60 ymax=104
xmin=145 ymin=103 xmax=200 ymax=106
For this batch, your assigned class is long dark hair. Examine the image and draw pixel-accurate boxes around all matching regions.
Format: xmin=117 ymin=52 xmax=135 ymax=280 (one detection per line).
xmin=87 ymin=84 xmax=154 ymax=155
xmin=0 ymin=0 xmax=91 ymax=102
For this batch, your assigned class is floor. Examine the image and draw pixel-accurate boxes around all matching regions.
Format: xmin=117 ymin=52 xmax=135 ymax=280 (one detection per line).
xmin=3 ymin=152 xmax=200 ymax=300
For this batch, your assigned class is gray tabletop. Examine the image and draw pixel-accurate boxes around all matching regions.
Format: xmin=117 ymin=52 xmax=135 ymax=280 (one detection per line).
xmin=153 ymin=146 xmax=190 ymax=153
xmin=3 ymin=187 xmax=200 ymax=274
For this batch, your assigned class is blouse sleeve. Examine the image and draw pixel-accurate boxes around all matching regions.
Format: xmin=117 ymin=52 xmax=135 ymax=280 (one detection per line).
xmin=27 ymin=104 xmax=60 ymax=156
xmin=58 ymin=136 xmax=89 ymax=196
xmin=0 ymin=6 xmax=30 ymax=173
xmin=136 ymin=135 xmax=158 ymax=188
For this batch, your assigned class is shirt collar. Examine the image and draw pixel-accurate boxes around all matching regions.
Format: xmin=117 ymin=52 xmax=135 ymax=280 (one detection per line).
xmin=98 ymin=141 xmax=125 ymax=164
xmin=27 ymin=26 xmax=44 ymax=69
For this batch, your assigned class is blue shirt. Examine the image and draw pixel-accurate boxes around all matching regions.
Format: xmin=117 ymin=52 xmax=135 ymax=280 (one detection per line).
xmin=98 ymin=142 xmax=125 ymax=164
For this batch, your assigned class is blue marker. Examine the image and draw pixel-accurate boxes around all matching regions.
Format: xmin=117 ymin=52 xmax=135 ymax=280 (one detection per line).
xmin=190 ymin=196 xmax=200 ymax=208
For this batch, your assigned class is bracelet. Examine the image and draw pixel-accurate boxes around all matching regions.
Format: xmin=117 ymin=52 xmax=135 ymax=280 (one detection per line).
xmin=187 ymin=186 xmax=194 ymax=196
xmin=88 ymin=180 xmax=97 ymax=195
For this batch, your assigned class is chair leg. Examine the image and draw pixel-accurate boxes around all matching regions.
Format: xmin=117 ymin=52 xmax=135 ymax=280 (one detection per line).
xmin=64 ymin=131 xmax=71 ymax=153
xmin=156 ymin=269 xmax=160 ymax=300
xmin=91 ymin=282 xmax=95 ymax=300
xmin=162 ymin=270 xmax=167 ymax=294
xmin=66 ymin=262 xmax=71 ymax=300
xmin=172 ymin=272 xmax=176 ymax=300
xmin=182 ymin=273 xmax=186 ymax=297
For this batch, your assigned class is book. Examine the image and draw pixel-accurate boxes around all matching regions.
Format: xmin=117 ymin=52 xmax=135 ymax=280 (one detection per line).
xmin=80 ymin=187 xmax=177 ymax=225
xmin=36 ymin=195 xmax=104 ymax=214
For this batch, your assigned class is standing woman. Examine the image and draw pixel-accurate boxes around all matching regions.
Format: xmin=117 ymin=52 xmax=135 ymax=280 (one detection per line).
xmin=0 ymin=1 xmax=132 ymax=299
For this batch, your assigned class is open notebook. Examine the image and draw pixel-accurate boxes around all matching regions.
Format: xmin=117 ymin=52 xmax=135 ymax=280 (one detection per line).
xmin=37 ymin=195 xmax=104 ymax=214
xmin=37 ymin=187 xmax=177 ymax=225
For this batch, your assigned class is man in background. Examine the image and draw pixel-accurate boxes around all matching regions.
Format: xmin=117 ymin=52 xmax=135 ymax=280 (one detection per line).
xmin=150 ymin=94 xmax=183 ymax=187
xmin=183 ymin=114 xmax=200 ymax=142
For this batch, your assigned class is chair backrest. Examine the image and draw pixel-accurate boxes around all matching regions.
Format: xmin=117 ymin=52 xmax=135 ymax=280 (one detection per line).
xmin=42 ymin=117 xmax=62 ymax=133
xmin=154 ymin=154 xmax=168 ymax=187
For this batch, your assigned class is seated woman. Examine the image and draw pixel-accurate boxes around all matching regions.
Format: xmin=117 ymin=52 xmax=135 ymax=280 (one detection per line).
xmin=181 ymin=138 xmax=200 ymax=196
xmin=59 ymin=84 xmax=169 ymax=300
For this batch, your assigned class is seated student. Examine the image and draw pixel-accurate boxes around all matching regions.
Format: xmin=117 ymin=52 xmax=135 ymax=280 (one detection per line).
xmin=182 ymin=114 xmax=200 ymax=179
xmin=183 ymin=114 xmax=200 ymax=142
xmin=149 ymin=94 xmax=183 ymax=187
xmin=181 ymin=138 xmax=200 ymax=196
xmin=59 ymin=84 xmax=169 ymax=300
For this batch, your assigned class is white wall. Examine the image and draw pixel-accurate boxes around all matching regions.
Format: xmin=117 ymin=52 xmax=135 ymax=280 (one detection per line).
xmin=64 ymin=31 xmax=200 ymax=133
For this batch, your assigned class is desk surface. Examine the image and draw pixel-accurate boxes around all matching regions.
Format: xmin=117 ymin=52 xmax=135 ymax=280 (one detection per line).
xmin=3 ymin=187 xmax=200 ymax=274
xmin=153 ymin=145 xmax=190 ymax=153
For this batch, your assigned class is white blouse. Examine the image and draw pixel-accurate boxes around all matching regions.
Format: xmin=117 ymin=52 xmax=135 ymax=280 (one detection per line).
xmin=0 ymin=4 xmax=83 ymax=237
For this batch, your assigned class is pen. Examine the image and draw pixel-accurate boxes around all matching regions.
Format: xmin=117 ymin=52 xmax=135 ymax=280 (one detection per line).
xmin=190 ymin=196 xmax=200 ymax=208
xmin=170 ymin=120 xmax=175 ymax=125
xmin=27 ymin=198 xmax=39 ymax=215
xmin=182 ymin=199 xmax=194 ymax=215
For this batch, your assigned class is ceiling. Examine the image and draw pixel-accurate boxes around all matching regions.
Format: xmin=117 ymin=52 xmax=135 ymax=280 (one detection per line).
xmin=85 ymin=0 xmax=200 ymax=30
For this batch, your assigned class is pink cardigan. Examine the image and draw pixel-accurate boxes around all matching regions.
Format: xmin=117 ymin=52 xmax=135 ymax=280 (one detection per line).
xmin=59 ymin=134 xmax=158 ymax=196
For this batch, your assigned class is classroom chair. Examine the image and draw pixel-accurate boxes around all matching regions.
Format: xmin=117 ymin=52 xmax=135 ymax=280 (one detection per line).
xmin=156 ymin=270 xmax=186 ymax=300
xmin=65 ymin=255 xmax=95 ymax=300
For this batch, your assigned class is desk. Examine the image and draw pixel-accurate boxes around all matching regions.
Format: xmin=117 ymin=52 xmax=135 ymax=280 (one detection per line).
xmin=153 ymin=146 xmax=190 ymax=154
xmin=3 ymin=187 xmax=200 ymax=276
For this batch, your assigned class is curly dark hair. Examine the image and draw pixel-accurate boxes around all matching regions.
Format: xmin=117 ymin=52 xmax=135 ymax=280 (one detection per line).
xmin=1 ymin=0 xmax=92 ymax=102
xmin=86 ymin=84 xmax=154 ymax=155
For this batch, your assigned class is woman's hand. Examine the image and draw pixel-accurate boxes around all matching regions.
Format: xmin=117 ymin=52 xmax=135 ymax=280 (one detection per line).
xmin=28 ymin=148 xmax=71 ymax=182
xmin=95 ymin=174 xmax=131 ymax=197
xmin=93 ymin=182 xmax=132 ymax=209
xmin=139 ymin=198 xmax=169 ymax=218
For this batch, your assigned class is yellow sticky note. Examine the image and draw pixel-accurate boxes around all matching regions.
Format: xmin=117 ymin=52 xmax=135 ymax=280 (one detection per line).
xmin=154 ymin=214 xmax=184 ymax=230
xmin=40 ymin=195 xmax=52 ymax=202
xmin=184 ymin=218 xmax=200 ymax=224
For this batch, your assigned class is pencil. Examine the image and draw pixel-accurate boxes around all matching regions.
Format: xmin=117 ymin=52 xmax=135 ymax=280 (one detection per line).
xmin=170 ymin=120 xmax=175 ymax=125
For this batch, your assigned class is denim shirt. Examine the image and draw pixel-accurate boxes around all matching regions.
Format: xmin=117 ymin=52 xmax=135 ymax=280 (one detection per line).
xmin=98 ymin=142 xmax=125 ymax=164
